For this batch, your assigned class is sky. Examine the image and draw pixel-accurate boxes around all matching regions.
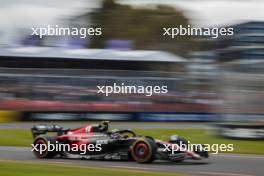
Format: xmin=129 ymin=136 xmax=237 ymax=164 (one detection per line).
xmin=1 ymin=0 xmax=263 ymax=27
xmin=0 ymin=0 xmax=263 ymax=44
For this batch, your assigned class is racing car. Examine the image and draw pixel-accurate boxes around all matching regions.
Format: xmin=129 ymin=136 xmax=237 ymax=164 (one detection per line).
xmin=31 ymin=121 xmax=209 ymax=163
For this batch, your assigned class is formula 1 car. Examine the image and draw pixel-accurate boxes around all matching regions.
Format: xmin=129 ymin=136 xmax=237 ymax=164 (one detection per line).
xmin=31 ymin=121 xmax=209 ymax=163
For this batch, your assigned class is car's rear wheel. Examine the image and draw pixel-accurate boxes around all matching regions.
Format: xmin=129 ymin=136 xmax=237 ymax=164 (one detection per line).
xmin=33 ymin=136 xmax=58 ymax=158
xmin=131 ymin=138 xmax=156 ymax=163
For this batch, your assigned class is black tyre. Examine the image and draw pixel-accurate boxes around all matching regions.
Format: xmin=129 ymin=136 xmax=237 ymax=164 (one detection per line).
xmin=131 ymin=138 xmax=157 ymax=163
xmin=33 ymin=136 xmax=58 ymax=158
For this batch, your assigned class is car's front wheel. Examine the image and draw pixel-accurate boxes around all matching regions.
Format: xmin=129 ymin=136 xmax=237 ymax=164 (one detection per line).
xmin=131 ymin=138 xmax=157 ymax=163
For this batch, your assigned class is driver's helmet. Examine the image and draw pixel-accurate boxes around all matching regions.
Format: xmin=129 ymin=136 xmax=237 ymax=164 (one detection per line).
xmin=169 ymin=135 xmax=188 ymax=146
xmin=111 ymin=128 xmax=119 ymax=133
xmin=110 ymin=129 xmax=121 ymax=139
xmin=98 ymin=121 xmax=109 ymax=132
xmin=169 ymin=135 xmax=179 ymax=142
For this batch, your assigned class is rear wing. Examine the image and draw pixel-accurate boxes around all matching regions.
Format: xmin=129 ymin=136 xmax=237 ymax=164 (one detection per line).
xmin=31 ymin=124 xmax=65 ymax=138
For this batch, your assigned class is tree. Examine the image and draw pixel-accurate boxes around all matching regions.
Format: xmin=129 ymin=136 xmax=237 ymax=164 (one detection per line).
xmin=88 ymin=0 xmax=193 ymax=57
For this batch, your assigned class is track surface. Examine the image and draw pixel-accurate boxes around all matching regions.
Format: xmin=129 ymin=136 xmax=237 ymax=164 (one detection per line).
xmin=0 ymin=146 xmax=263 ymax=176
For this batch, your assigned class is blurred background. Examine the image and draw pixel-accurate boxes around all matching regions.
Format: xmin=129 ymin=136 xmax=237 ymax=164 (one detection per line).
xmin=0 ymin=0 xmax=263 ymax=140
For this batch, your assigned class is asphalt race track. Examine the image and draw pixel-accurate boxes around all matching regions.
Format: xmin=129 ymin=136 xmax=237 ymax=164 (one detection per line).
xmin=0 ymin=146 xmax=263 ymax=176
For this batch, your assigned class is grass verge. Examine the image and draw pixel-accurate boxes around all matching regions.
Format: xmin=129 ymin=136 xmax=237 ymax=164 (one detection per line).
xmin=0 ymin=160 xmax=185 ymax=176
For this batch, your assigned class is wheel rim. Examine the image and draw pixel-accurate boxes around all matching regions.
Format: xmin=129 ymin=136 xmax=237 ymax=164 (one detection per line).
xmin=134 ymin=142 xmax=149 ymax=158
